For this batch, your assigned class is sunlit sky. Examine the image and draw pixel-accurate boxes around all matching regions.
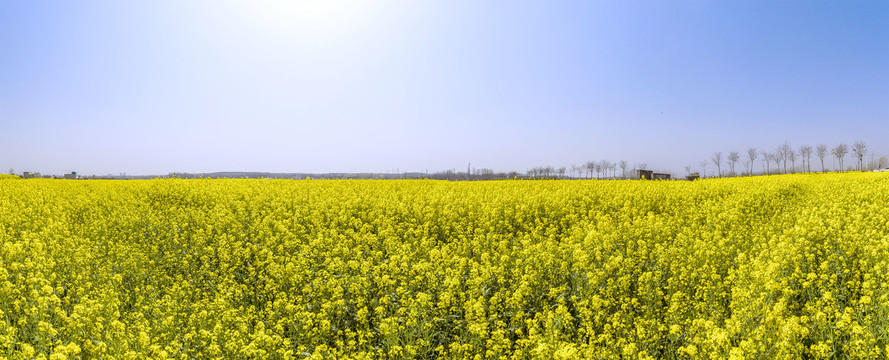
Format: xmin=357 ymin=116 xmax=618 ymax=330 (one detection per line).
xmin=2 ymin=1 xmax=888 ymax=176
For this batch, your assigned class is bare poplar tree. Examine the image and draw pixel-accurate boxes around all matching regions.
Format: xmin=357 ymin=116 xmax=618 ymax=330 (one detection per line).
xmin=699 ymin=160 xmax=708 ymax=178
xmin=619 ymin=160 xmax=628 ymax=179
xmin=833 ymin=143 xmax=849 ymax=171
xmin=585 ymin=161 xmax=595 ymax=179
xmin=772 ymin=153 xmax=780 ymax=174
xmin=788 ymin=149 xmax=798 ymax=173
xmin=557 ymin=166 xmax=566 ymax=179
xmin=685 ymin=165 xmax=692 ymax=175
xmin=816 ymin=144 xmax=828 ymax=172
xmin=830 ymin=147 xmax=837 ymax=171
xmin=761 ymin=151 xmax=771 ymax=175
xmin=712 ymin=152 xmax=723 ymax=177
xmin=799 ymin=145 xmax=813 ymax=173
xmin=728 ymin=151 xmax=740 ymax=176
xmin=776 ymin=142 xmax=791 ymax=174
xmin=747 ymin=147 xmax=758 ymax=175
xmin=852 ymin=140 xmax=867 ymax=171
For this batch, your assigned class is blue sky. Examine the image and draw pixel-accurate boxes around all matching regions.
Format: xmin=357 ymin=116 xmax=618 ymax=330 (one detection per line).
xmin=2 ymin=0 xmax=887 ymax=176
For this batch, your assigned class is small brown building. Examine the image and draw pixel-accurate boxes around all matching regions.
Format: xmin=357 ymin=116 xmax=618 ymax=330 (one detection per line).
xmin=635 ymin=169 xmax=653 ymax=180
xmin=636 ymin=169 xmax=672 ymax=180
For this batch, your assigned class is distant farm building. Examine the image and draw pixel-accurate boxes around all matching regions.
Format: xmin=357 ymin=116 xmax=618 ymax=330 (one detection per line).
xmin=63 ymin=172 xmax=79 ymax=180
xmin=686 ymin=172 xmax=701 ymax=181
xmin=635 ymin=169 xmax=671 ymax=180
xmin=636 ymin=169 xmax=653 ymax=180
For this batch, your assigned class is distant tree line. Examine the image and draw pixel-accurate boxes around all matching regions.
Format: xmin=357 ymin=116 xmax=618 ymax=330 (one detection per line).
xmin=695 ymin=139 xmax=886 ymax=178
xmin=526 ymin=160 xmax=650 ymax=180
xmin=424 ymin=160 xmax=657 ymax=181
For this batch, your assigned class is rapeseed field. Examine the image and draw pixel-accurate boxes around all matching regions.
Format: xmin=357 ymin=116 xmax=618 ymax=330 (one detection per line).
xmin=1 ymin=173 xmax=887 ymax=359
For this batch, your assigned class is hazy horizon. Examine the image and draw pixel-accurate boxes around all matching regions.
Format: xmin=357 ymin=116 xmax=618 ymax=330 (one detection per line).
xmin=2 ymin=1 xmax=888 ymax=176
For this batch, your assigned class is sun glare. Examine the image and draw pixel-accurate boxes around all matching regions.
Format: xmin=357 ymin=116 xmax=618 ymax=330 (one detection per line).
xmin=225 ymin=0 xmax=381 ymax=40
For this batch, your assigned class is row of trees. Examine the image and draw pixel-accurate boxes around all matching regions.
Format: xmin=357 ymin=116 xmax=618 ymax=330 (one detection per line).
xmin=528 ymin=139 xmax=879 ymax=181
xmin=528 ymin=160 xmax=650 ymax=180
xmin=701 ymin=140 xmax=877 ymax=177
xmin=452 ymin=139 xmax=880 ymax=181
